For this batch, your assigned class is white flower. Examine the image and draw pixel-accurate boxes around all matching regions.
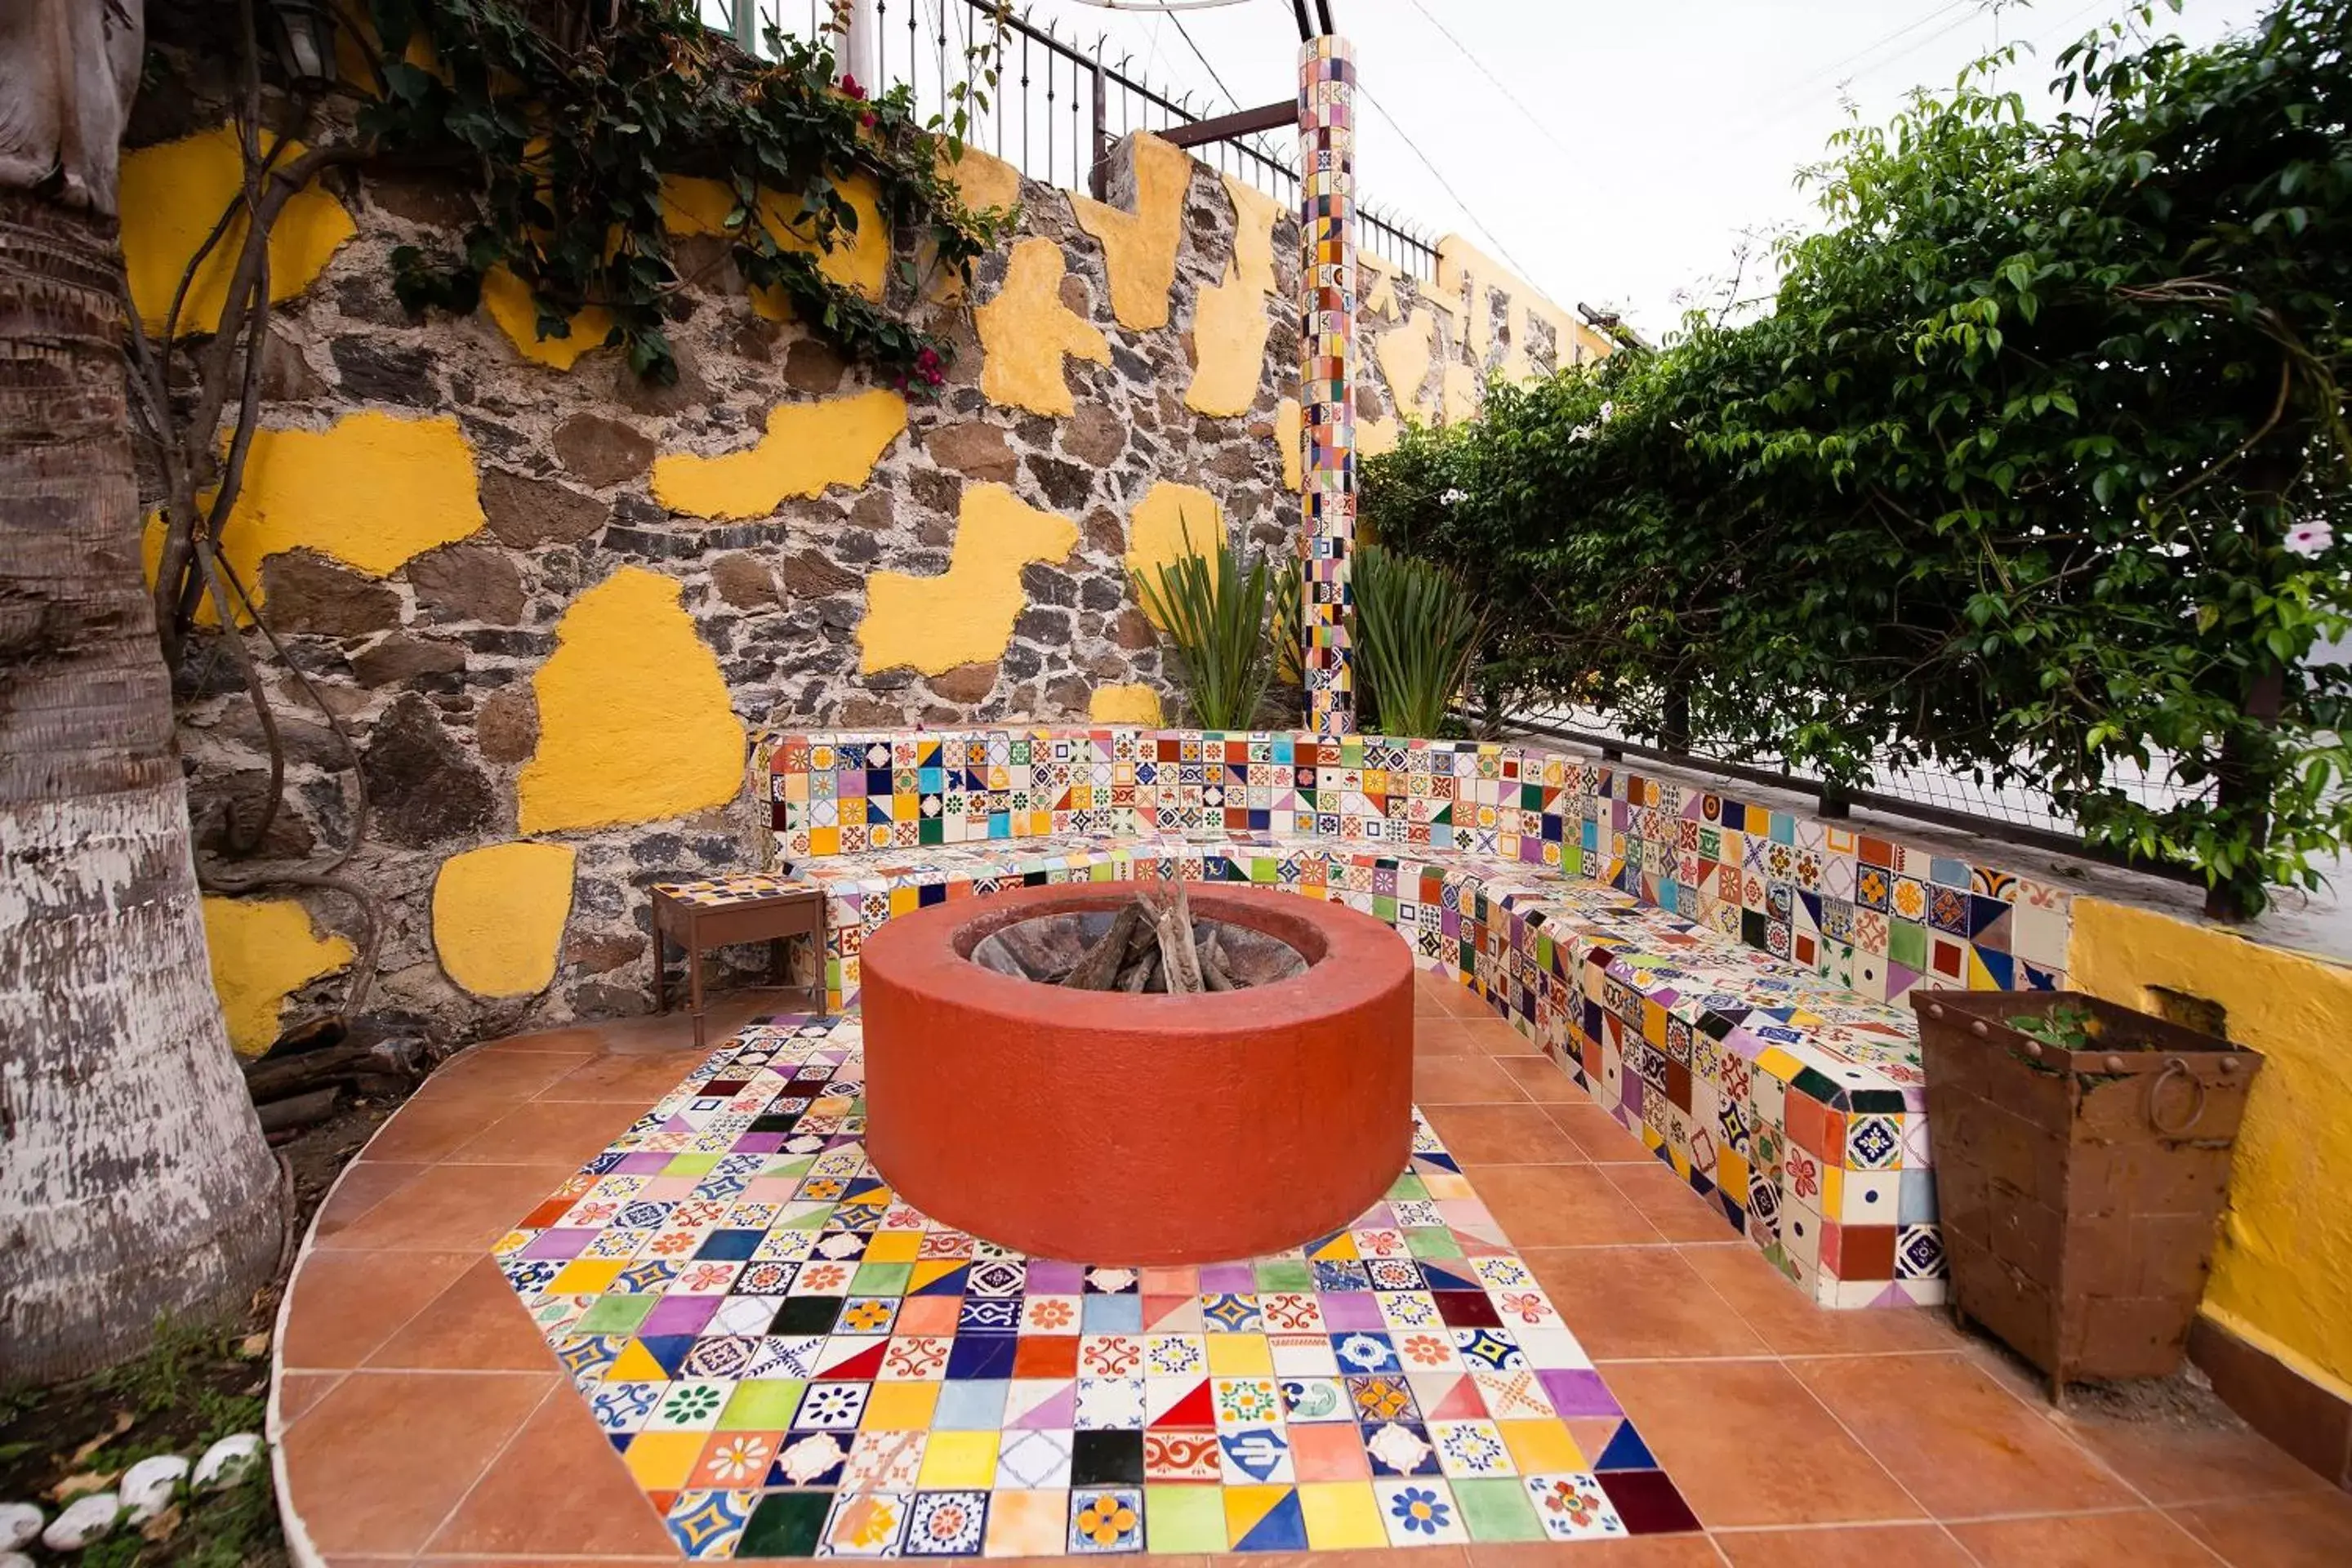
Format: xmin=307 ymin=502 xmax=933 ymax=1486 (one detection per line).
xmin=2285 ymin=519 xmax=2334 ymax=556
xmin=1439 ymin=488 xmax=1468 ymax=506
xmin=1597 ymin=399 xmax=1616 ymax=421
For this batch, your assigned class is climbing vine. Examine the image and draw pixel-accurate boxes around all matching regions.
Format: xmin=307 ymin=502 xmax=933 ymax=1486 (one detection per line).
xmin=360 ymin=0 xmax=1013 ymax=385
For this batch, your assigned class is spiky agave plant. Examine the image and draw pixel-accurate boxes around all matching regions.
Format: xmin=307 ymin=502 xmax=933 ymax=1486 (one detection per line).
xmin=1352 ymin=542 xmax=1486 ymax=738
xmin=1132 ymin=519 xmax=1276 ymax=730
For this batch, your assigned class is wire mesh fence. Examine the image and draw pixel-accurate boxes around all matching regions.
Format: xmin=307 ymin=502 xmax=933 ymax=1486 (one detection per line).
xmin=702 ymin=0 xmax=1441 ymax=278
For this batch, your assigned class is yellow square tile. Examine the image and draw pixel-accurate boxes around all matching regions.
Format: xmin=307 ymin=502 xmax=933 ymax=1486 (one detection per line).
xmin=1498 ymin=1419 xmax=1585 ymax=1474
xmin=1205 ymin=1334 xmax=1273 ymax=1376
xmin=863 ymin=1231 xmax=921 ymax=1263
xmin=1297 ymin=1481 xmax=1387 ymax=1549
xmin=621 ymin=1429 xmax=706 ymax=1489
xmin=549 ymin=1259 xmax=623 ymax=1294
xmin=862 ymin=1380 xmax=941 ymax=1430
xmin=1222 ymin=1485 xmax=1293 ymax=1548
xmin=918 ymin=1429 xmax=999 ymax=1489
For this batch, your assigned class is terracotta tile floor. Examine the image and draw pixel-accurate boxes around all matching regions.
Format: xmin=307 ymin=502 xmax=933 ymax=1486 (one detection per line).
xmin=273 ymin=975 xmax=2352 ymax=1566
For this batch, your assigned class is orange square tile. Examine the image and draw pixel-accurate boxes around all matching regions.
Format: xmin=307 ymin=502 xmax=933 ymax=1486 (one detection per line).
xmin=895 ymin=1295 xmax=960 ymax=1334
xmin=621 ymin=1430 xmax=707 ymax=1490
xmin=1014 ymin=1334 xmax=1081 ymax=1379
xmin=1290 ymin=1421 xmax=1372 ymax=1481
xmin=690 ymin=1430 xmax=783 ymax=1489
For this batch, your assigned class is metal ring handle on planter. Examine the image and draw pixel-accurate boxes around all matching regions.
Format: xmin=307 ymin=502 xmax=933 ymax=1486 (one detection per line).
xmin=2148 ymin=1057 xmax=2208 ymax=1138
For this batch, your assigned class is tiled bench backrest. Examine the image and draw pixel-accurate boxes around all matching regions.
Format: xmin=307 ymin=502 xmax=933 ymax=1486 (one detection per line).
xmin=761 ymin=727 xmax=2072 ymax=1001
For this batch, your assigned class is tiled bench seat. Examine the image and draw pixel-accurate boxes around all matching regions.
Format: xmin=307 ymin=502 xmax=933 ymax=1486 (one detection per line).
xmin=759 ymin=727 xmax=2076 ymax=1310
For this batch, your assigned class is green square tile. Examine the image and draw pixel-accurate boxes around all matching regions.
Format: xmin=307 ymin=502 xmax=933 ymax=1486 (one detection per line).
xmin=1254 ymin=1259 xmax=1314 ymax=1292
xmin=739 ymin=1488 xmax=831 ymax=1556
xmin=1407 ymin=1227 xmax=1463 ymax=1259
xmin=662 ymin=1154 xmax=722 ymax=1176
xmin=1453 ymin=1477 xmax=1544 ymax=1541
xmin=1144 ymin=1484 xmax=1227 ymax=1552
xmin=1561 ymin=846 xmax=1584 ymax=876
xmin=763 ymin=1155 xmax=815 ymax=1181
xmin=1386 ymin=1173 xmax=1429 ymax=1201
xmin=1250 ymin=858 xmax=1278 ymax=884
xmin=716 ymin=1379 xmax=807 ymax=1430
xmin=572 ymin=1293 xmax=657 ymax=1334
xmin=1887 ymin=918 xmax=1928 ymax=969
xmin=1373 ymin=895 xmax=1397 ymax=921
xmin=852 ymin=1260 xmax=912 ymax=1295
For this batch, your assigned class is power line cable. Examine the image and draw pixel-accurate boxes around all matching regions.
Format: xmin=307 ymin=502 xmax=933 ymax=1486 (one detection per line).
xmin=1402 ymin=0 xmax=1573 ymax=160
xmin=1356 ymin=84 xmax=1538 ymax=279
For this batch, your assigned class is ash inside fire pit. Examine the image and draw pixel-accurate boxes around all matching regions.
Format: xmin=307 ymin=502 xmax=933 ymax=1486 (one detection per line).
xmin=969 ymin=884 xmax=1309 ymax=993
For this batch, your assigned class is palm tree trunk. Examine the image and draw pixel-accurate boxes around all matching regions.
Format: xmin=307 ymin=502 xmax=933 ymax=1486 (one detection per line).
xmin=0 ymin=7 xmax=283 ymax=1383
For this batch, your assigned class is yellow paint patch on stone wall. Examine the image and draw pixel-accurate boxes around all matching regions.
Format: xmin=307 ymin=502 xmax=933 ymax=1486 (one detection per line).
xmin=143 ymin=411 xmax=485 ymax=621
xmin=859 ymin=485 xmax=1080 ymax=675
xmin=519 ymin=568 xmax=748 ymax=833
xmin=1441 ymin=362 xmax=1483 ymax=425
xmin=976 ymin=239 xmax=1110 ymax=417
xmin=2068 ymin=899 xmax=2352 ymax=1396
xmin=1361 ymin=254 xmax=1401 ymax=323
xmin=1437 ymin=234 xmax=1615 ymax=377
xmin=651 ymin=389 xmax=907 ymax=519
xmin=121 ymin=126 xmax=357 ymax=338
xmin=199 ymin=896 xmax=354 ymax=1056
xmin=1276 ymin=399 xmax=1303 ymax=493
xmin=1183 ymin=176 xmax=1282 ymax=417
xmin=480 ymin=265 xmax=616 ymax=370
xmin=943 ymin=146 xmax=1022 ymax=215
xmin=1125 ymin=482 xmax=1227 ymax=630
xmin=660 ymin=173 xmax=888 ymax=307
xmin=1070 ymin=134 xmax=1190 ymax=332
xmin=1359 ymin=416 xmax=1402 ymax=461
xmin=1375 ymin=312 xmax=1437 ymax=424
xmin=432 ymin=841 xmax=577 ymax=998
xmin=1089 ymin=684 xmax=1164 ymax=725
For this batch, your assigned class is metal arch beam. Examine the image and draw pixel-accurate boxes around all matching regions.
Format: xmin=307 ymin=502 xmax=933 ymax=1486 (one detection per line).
xmin=1155 ymin=99 xmax=1294 ymax=148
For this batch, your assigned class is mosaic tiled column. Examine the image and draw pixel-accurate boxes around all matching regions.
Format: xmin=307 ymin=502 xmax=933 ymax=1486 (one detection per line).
xmin=1298 ymin=34 xmax=1357 ymax=737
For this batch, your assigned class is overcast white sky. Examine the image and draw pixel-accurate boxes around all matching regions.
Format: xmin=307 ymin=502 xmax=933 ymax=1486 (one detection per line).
xmin=1015 ymin=0 xmax=2276 ymax=337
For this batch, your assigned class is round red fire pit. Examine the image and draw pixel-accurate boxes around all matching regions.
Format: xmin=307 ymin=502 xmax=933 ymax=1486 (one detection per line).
xmin=858 ymin=882 xmax=1412 ymax=1263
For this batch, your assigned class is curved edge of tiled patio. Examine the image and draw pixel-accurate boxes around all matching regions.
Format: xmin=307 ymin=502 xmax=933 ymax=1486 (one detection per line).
xmin=270 ymin=975 xmax=2352 ymax=1568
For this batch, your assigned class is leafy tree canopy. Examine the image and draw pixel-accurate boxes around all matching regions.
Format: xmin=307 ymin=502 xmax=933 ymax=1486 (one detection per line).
xmin=1365 ymin=0 xmax=2350 ymax=919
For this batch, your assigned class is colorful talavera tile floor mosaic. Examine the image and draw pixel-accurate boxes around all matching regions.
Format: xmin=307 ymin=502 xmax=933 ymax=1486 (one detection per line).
xmin=492 ymin=1013 xmax=1699 ymax=1559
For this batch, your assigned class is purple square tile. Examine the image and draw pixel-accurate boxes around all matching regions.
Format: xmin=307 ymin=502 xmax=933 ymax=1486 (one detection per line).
xmin=615 ymin=1152 xmax=673 ymax=1174
xmin=518 ymin=1228 xmax=598 ymax=1259
xmin=732 ymin=1134 xmax=787 ymax=1153
xmin=1026 ymin=1260 xmax=1084 ymax=1294
xmin=1538 ymin=1367 xmax=1620 ymax=1417
xmin=1198 ymin=1263 xmax=1254 ymax=1294
xmin=643 ymin=1294 xmax=722 ymax=1337
xmin=1317 ymin=1291 xmax=1385 ymax=1331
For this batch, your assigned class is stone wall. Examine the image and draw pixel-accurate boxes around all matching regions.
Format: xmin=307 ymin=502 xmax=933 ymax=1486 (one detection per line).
xmin=125 ymin=41 xmax=1597 ymax=1049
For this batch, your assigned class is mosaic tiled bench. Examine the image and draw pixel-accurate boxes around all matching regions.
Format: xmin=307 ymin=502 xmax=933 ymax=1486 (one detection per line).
xmin=755 ymin=728 xmax=2077 ymax=1310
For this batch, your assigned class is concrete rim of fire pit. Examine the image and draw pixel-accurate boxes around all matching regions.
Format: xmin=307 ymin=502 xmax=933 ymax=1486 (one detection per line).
xmin=858 ymin=882 xmax=1414 ymax=1263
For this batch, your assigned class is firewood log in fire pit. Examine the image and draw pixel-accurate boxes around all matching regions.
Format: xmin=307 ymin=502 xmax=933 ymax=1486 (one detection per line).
xmin=967 ymin=883 xmax=1307 ymax=993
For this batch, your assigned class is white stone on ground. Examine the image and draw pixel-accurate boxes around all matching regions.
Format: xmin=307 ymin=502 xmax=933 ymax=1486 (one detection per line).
xmin=0 ymin=1503 xmax=38 ymax=1551
xmin=119 ymin=1454 xmax=190 ymax=1521
xmin=41 ymin=1493 xmax=120 ymax=1551
xmin=193 ymin=1433 xmax=263 ymax=1490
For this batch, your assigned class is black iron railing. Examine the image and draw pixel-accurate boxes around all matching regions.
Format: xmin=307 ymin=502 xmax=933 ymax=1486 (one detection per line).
xmin=706 ymin=1 xmax=1441 ymax=281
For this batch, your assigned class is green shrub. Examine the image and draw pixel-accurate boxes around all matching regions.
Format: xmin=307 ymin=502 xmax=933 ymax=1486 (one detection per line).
xmin=1133 ymin=523 xmax=1277 ymax=730
xmin=1352 ymin=545 xmax=1485 ymax=738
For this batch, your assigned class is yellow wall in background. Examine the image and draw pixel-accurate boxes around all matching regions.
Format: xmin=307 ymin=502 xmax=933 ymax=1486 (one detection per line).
xmin=860 ymin=485 xmax=1080 ymax=675
xmin=2067 ymin=897 xmax=2352 ymax=1398
xmin=652 ymin=389 xmax=908 ymax=518
xmin=120 ymin=125 xmax=356 ymax=338
xmin=976 ymin=239 xmax=1111 ymax=417
xmin=200 ymin=897 xmax=355 ymax=1055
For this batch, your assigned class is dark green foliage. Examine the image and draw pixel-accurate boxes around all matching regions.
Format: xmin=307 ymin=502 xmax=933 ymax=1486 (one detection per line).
xmin=361 ymin=0 xmax=1010 ymax=385
xmin=1363 ymin=0 xmax=2350 ymax=917
xmin=1352 ymin=544 xmax=1483 ymax=739
xmin=1134 ymin=522 xmax=1277 ymax=730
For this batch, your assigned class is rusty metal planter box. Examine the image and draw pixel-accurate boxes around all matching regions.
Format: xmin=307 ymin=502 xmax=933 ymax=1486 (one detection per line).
xmin=1909 ymin=989 xmax=2262 ymax=1396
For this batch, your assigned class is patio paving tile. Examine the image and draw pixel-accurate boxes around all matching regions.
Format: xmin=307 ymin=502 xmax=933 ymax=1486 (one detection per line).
xmin=1516 ymin=1250 xmax=1769 ymax=1362
xmin=1710 ymin=1522 xmax=1969 ymax=1566
xmin=272 ymin=1000 xmax=2347 ymax=1566
xmin=1592 ymin=1164 xmax=1739 ymax=1245
xmin=1941 ymin=1510 xmax=2222 ymax=1565
xmin=1421 ymin=1104 xmax=1588 ymax=1165
xmin=281 ymin=1248 xmax=476 ymax=1368
xmin=1601 ymin=1361 xmax=1923 ymax=1528
xmin=1490 ymin=1057 xmax=1587 ymax=1105
xmin=1787 ymin=1354 xmax=2136 ymax=1519
xmin=279 ymin=1369 xmax=555 ymax=1555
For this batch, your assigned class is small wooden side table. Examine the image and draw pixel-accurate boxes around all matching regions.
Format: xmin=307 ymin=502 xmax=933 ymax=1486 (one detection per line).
xmin=649 ymin=876 xmax=826 ymax=1045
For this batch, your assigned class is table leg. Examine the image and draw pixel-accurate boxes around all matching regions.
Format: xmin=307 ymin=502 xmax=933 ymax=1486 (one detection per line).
xmin=686 ymin=917 xmax=708 ymax=1049
xmin=653 ymin=902 xmax=670 ymax=1014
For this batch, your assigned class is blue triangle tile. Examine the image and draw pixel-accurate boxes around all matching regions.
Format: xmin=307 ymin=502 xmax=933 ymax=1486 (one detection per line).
xmin=1594 ymin=1420 xmax=1656 ymax=1471
xmin=1232 ymin=1487 xmax=1307 ymax=1552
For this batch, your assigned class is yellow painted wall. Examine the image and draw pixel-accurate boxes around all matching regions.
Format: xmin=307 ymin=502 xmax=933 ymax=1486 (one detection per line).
xmin=1184 ymin=176 xmax=1281 ymax=418
xmin=1437 ymin=234 xmax=1617 ymax=376
xmin=479 ymin=265 xmax=615 ymax=369
xmin=121 ymin=126 xmax=357 ymax=338
xmin=659 ymin=172 xmax=889 ymax=311
xmin=518 ymin=568 xmax=749 ymax=833
xmin=1070 ymin=135 xmax=1191 ymax=332
xmin=860 ymin=485 xmax=1080 ymax=675
xmin=432 ymin=842 xmax=577 ymax=998
xmin=2067 ymin=898 xmax=2352 ymax=1399
xmin=1276 ymin=399 xmax=1303 ymax=493
xmin=1089 ymin=684 xmax=1164 ymax=725
xmin=199 ymin=896 xmax=355 ymax=1056
xmin=651 ymin=389 xmax=908 ymax=519
xmin=1125 ymin=482 xmax=1227 ymax=630
xmin=142 ymin=411 xmax=486 ymax=621
xmin=975 ymin=238 xmax=1110 ymax=417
